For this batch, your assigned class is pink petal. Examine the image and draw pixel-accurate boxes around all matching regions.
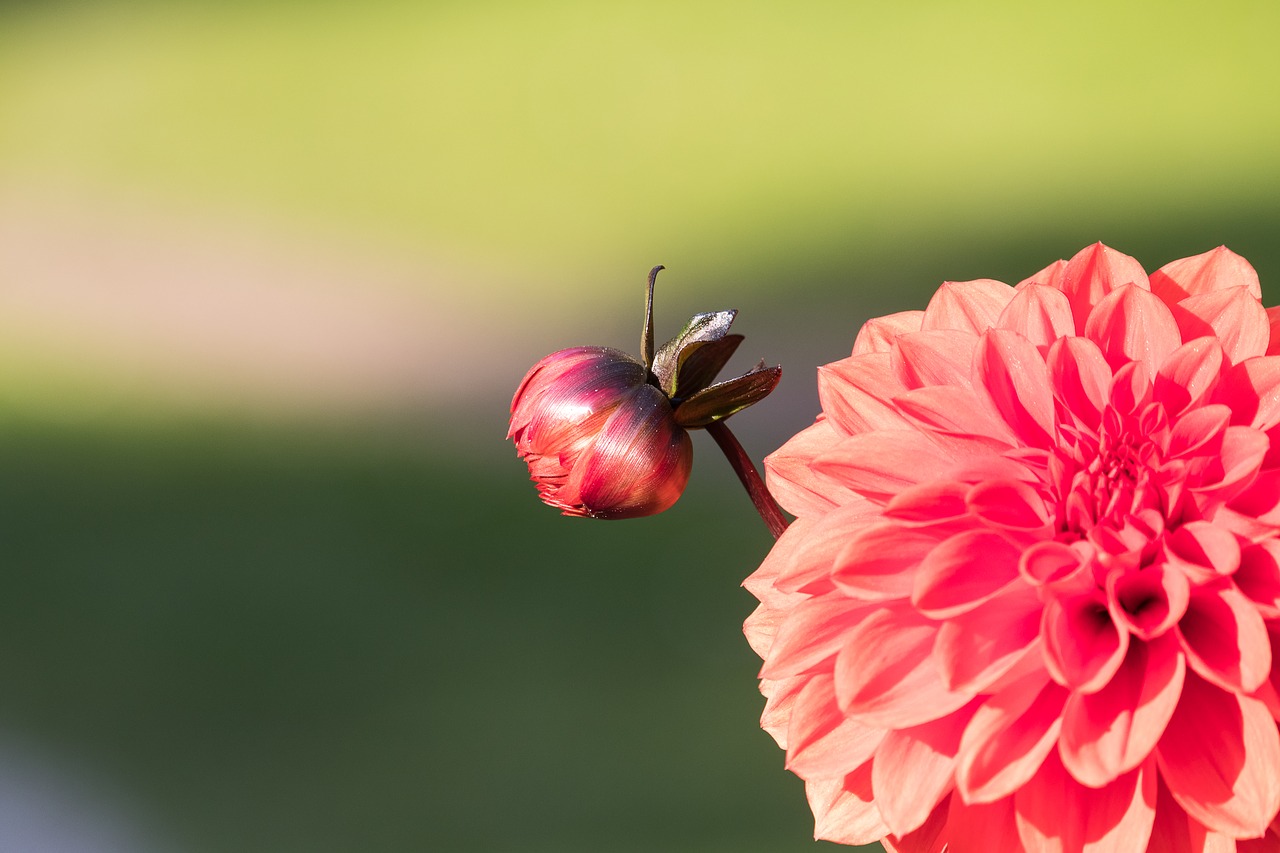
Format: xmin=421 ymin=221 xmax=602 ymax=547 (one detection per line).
xmin=872 ymin=709 xmax=974 ymax=836
xmin=883 ymin=796 xmax=950 ymax=853
xmin=934 ymin=586 xmax=1042 ymax=693
xmin=1164 ymin=521 xmax=1242 ymax=580
xmin=853 ymin=309 xmax=926 ymax=355
xmin=1176 ymin=584 xmax=1271 ymax=695
xmin=967 ymin=478 xmax=1052 ymax=529
xmin=1061 ymin=243 xmax=1151 ymax=334
xmin=807 ymin=762 xmax=890 ymax=845
xmin=911 ymin=529 xmax=1023 ymax=618
xmin=762 ymin=594 xmax=876 ymax=679
xmin=974 ymin=329 xmax=1056 ymax=448
xmin=1043 ymin=589 xmax=1131 ymax=693
xmin=1014 ymin=754 xmax=1157 ymax=853
xmin=1020 ymin=540 xmax=1087 ymax=587
xmin=773 ymin=498 xmax=881 ymax=593
xmin=1234 ymin=541 xmax=1280 ymax=619
xmin=764 ymin=418 xmax=862 ymax=517
xmin=891 ymin=330 xmax=980 ymax=389
xmin=1059 ymin=636 xmax=1185 ymax=787
xmin=1166 ymin=404 xmax=1231 ymax=461
xmin=817 ymin=352 xmax=913 ymax=435
xmin=785 ymin=673 xmax=885 ymax=779
xmin=921 ymin=279 xmax=1017 ymax=334
xmin=758 ymin=674 xmax=806 ymax=748
xmin=812 ymin=430 xmax=972 ymax=503
xmin=1269 ymin=306 xmax=1280 ymax=356
xmin=834 ymin=606 xmax=975 ymax=729
xmin=1157 ymin=673 xmax=1280 ymax=838
xmin=883 ymin=480 xmax=971 ymax=524
xmin=1150 ymin=246 xmax=1263 ymax=303
xmin=998 ymin=283 xmax=1077 ymax=348
xmin=940 ymin=796 xmax=1022 ymax=853
xmin=1171 ymin=287 xmax=1271 ymax=365
xmin=1047 ymin=336 xmax=1113 ymax=432
xmin=1217 ymin=356 xmax=1280 ymax=430
xmin=1146 ymin=775 xmax=1231 ymax=853
xmin=892 ymin=385 xmax=1020 ymax=445
xmin=1108 ymin=564 xmax=1190 ymax=640
xmin=1017 ymin=258 xmax=1069 ymax=290
xmin=1084 ymin=284 xmax=1183 ymax=379
xmin=956 ymin=669 xmax=1067 ymax=804
xmin=830 ymin=521 xmax=948 ymax=601
xmin=1154 ymin=337 xmax=1226 ymax=417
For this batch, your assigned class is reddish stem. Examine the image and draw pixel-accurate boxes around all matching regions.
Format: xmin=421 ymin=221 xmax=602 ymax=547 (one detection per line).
xmin=706 ymin=420 xmax=789 ymax=540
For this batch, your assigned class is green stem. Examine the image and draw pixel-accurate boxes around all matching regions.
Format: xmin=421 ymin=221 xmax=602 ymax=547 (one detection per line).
xmin=706 ymin=420 xmax=789 ymax=540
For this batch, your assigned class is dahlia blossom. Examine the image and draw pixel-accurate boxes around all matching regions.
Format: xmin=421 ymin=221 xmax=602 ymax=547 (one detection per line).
xmin=744 ymin=244 xmax=1280 ymax=851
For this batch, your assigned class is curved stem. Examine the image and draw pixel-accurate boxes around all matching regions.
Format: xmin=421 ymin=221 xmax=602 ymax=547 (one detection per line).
xmin=706 ymin=420 xmax=789 ymax=540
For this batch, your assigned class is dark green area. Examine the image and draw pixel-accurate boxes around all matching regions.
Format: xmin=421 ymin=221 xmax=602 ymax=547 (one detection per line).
xmin=0 ymin=416 xmax=874 ymax=852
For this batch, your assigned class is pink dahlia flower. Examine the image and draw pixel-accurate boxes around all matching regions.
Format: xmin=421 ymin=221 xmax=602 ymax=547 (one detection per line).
xmin=745 ymin=244 xmax=1280 ymax=852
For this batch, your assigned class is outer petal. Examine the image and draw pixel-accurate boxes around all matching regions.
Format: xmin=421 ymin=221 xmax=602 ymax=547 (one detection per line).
xmin=1156 ymin=672 xmax=1280 ymax=838
xmin=818 ymin=352 xmax=913 ymax=435
xmin=764 ymin=418 xmax=861 ymax=517
xmin=872 ymin=708 xmax=974 ymax=836
xmin=921 ymin=279 xmax=1017 ymax=334
xmin=1176 ymin=583 xmax=1271 ymax=695
xmin=812 ymin=430 xmax=975 ymax=503
xmin=833 ymin=606 xmax=975 ymax=729
xmin=891 ymin=330 xmax=980 ymax=389
xmin=785 ymin=673 xmax=886 ymax=780
xmin=934 ymin=586 xmax=1041 ymax=693
xmin=1171 ymin=287 xmax=1271 ymax=365
xmin=998 ymin=283 xmax=1076 ymax=348
xmin=1060 ymin=243 xmax=1151 ymax=334
xmin=1149 ymin=246 xmax=1263 ymax=303
xmin=853 ymin=309 xmax=926 ymax=355
xmin=941 ymin=797 xmax=1022 ymax=853
xmin=807 ymin=762 xmax=890 ymax=845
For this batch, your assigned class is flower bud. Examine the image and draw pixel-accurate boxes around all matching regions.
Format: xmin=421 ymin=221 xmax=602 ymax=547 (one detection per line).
xmin=508 ymin=346 xmax=693 ymax=519
xmin=508 ymin=266 xmax=780 ymax=520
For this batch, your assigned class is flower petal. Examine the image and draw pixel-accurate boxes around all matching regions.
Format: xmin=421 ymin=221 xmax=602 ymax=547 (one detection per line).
xmin=1217 ymin=355 xmax=1280 ymax=430
xmin=1084 ymin=284 xmax=1182 ymax=379
xmin=1043 ymin=589 xmax=1130 ymax=693
xmin=974 ymin=329 xmax=1056 ymax=448
xmin=834 ymin=606 xmax=974 ymax=729
xmin=1014 ymin=754 xmax=1157 ymax=853
xmin=812 ymin=430 xmax=972 ymax=503
xmin=1059 ymin=637 xmax=1185 ymax=788
xmin=872 ymin=709 xmax=974 ymax=836
xmin=764 ymin=418 xmax=862 ymax=517
xmin=1149 ymin=246 xmax=1262 ymax=303
xmin=1154 ymin=337 xmax=1225 ymax=417
xmin=998 ymin=283 xmax=1076 ymax=348
xmin=1156 ymin=673 xmax=1280 ymax=838
xmin=785 ymin=673 xmax=885 ymax=779
xmin=853 ymin=310 xmax=926 ymax=355
xmin=921 ymin=279 xmax=1017 ymax=334
xmin=807 ymin=763 xmax=890 ymax=845
xmin=934 ymin=586 xmax=1041 ymax=694
xmin=818 ymin=352 xmax=914 ymax=436
xmin=955 ymin=670 xmax=1067 ymax=804
xmin=831 ymin=521 xmax=947 ymax=601
xmin=1061 ymin=243 xmax=1151 ymax=334
xmin=1176 ymin=583 xmax=1271 ymax=695
xmin=1171 ymin=287 xmax=1271 ymax=365
xmin=763 ymin=594 xmax=876 ymax=679
xmin=911 ymin=529 xmax=1023 ymax=619
xmin=891 ymin=330 xmax=980 ymax=389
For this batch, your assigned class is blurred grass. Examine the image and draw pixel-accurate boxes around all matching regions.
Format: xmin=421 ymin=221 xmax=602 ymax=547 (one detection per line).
xmin=0 ymin=414 xmax=874 ymax=852
xmin=2 ymin=0 xmax=1279 ymax=296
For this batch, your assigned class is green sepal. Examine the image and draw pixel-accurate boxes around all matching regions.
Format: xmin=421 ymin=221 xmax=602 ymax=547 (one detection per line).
xmin=672 ymin=362 xmax=782 ymax=428
xmin=651 ymin=310 xmax=737 ymax=395
xmin=669 ymin=334 xmax=744 ymax=399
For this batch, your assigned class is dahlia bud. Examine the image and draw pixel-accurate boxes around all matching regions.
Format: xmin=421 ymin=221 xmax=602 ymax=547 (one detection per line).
xmin=508 ymin=266 xmax=781 ymax=520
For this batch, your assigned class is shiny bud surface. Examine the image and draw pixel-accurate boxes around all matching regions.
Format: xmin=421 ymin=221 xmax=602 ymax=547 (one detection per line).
xmin=508 ymin=346 xmax=693 ymax=519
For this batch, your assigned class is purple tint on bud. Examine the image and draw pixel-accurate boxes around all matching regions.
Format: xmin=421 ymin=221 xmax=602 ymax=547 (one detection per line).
xmin=509 ymin=346 xmax=693 ymax=519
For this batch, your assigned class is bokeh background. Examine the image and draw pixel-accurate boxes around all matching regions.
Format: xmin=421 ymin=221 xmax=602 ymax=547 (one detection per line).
xmin=2 ymin=2 xmax=1279 ymax=851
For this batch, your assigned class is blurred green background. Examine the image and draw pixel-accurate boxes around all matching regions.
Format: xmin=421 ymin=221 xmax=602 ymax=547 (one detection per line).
xmin=1 ymin=1 xmax=1279 ymax=851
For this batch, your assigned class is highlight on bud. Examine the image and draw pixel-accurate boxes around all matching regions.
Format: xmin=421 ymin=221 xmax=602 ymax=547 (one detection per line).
xmin=508 ymin=266 xmax=781 ymax=520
